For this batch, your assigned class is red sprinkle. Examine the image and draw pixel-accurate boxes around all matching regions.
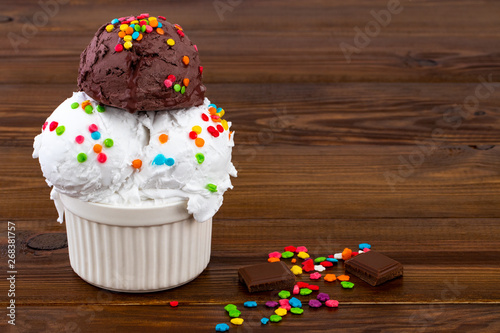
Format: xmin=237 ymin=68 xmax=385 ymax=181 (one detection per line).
xmin=216 ymin=124 xmax=224 ymax=133
xmin=177 ymin=30 xmax=185 ymax=37
xmin=201 ymin=114 xmax=209 ymax=122
xmin=308 ymin=284 xmax=320 ymax=291
xmin=320 ymin=261 xmax=333 ymax=267
xmin=159 ymin=16 xmax=166 ymax=20
xmin=97 ymin=153 xmax=107 ymax=163
xmin=207 ymin=126 xmax=219 ymax=137
xmin=115 ymin=44 xmax=124 ymax=52
xmin=284 ymin=246 xmax=297 ymax=252
xmin=139 ymin=21 xmax=147 ymax=26
xmin=199 ymin=66 xmax=203 ymax=75
xmin=297 ymin=282 xmax=309 ymax=288
xmin=42 ymin=122 xmax=48 ymax=130
xmin=211 ymin=115 xmax=220 ymax=121
xmin=328 ymin=255 xmax=334 ymax=258
xmin=189 ymin=131 xmax=198 ymax=139
xmin=167 ymin=74 xmax=176 ymax=81
xmin=170 ymin=301 xmax=179 ymax=307
xmin=49 ymin=121 xmax=58 ymax=131
xmin=89 ymin=124 xmax=98 ymax=133
xmin=351 ymin=252 xmax=359 ymax=257
xmin=302 ymin=260 xmax=315 ymax=272
xmin=75 ymin=135 xmax=85 ymax=144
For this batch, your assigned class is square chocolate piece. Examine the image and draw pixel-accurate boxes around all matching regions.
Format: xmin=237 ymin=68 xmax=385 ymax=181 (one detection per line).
xmin=344 ymin=251 xmax=403 ymax=286
xmin=238 ymin=261 xmax=295 ymax=292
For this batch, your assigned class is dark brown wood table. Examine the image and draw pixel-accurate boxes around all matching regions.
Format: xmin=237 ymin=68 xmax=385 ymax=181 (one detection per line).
xmin=1 ymin=0 xmax=500 ymax=332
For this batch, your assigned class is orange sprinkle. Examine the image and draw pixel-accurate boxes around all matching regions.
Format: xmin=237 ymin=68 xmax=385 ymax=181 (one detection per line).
xmin=324 ymin=274 xmax=337 ymax=282
xmin=132 ymin=159 xmax=142 ymax=169
xmin=93 ymin=144 xmax=102 ymax=153
xmin=229 ymin=131 xmax=233 ymax=139
xmin=118 ymin=31 xmax=126 ymax=38
xmin=182 ymin=56 xmax=189 ymax=65
xmin=136 ymin=33 xmax=143 ymax=41
xmin=337 ymin=275 xmax=350 ymax=281
xmin=159 ymin=134 xmax=168 ymax=144
xmin=149 ymin=19 xmax=158 ymax=28
xmin=291 ymin=258 xmax=296 ymax=264
xmin=125 ymin=26 xmax=134 ymax=35
xmin=208 ymin=107 xmax=217 ymax=115
xmin=156 ymin=28 xmax=164 ymax=35
xmin=342 ymin=248 xmax=352 ymax=260
xmin=268 ymin=257 xmax=280 ymax=263
xmin=183 ymin=78 xmax=190 ymax=87
xmin=81 ymin=100 xmax=91 ymax=110
xmin=195 ymin=137 xmax=205 ymax=147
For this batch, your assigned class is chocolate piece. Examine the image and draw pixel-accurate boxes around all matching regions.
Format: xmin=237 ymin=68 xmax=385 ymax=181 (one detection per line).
xmin=78 ymin=16 xmax=205 ymax=112
xmin=238 ymin=262 xmax=295 ymax=292
xmin=344 ymin=251 xmax=403 ymax=286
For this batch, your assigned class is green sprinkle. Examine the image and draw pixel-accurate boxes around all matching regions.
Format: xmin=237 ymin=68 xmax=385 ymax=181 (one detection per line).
xmin=314 ymin=257 xmax=326 ymax=263
xmin=141 ymin=25 xmax=146 ymax=33
xmin=341 ymin=281 xmax=355 ymax=289
xmin=278 ymin=290 xmax=290 ymax=299
xmin=181 ymin=86 xmax=186 ymax=94
xmin=55 ymin=126 xmax=65 ymax=136
xmin=77 ymin=153 xmax=87 ymax=163
xmin=195 ymin=153 xmax=205 ymax=164
xmin=269 ymin=315 xmax=282 ymax=323
xmin=97 ymin=105 xmax=106 ymax=113
xmin=103 ymin=138 xmax=114 ymax=148
xmin=228 ymin=309 xmax=241 ymax=318
xmin=84 ymin=105 xmax=93 ymax=114
xmin=206 ymin=183 xmax=217 ymax=193
xmin=134 ymin=24 xmax=141 ymax=32
xmin=224 ymin=304 xmax=237 ymax=312
xmin=71 ymin=102 xmax=79 ymax=109
xmin=174 ymin=84 xmax=181 ymax=92
xmin=299 ymin=288 xmax=312 ymax=296
xmin=281 ymin=251 xmax=294 ymax=258
xmin=290 ymin=308 xmax=304 ymax=315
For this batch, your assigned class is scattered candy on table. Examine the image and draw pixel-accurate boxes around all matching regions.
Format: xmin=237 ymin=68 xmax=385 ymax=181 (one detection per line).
xmin=278 ymin=290 xmax=290 ymax=299
xmin=337 ymin=275 xmax=350 ymax=281
xmin=325 ymin=300 xmax=339 ymax=308
xmin=309 ymin=272 xmax=321 ymax=280
xmin=290 ymin=307 xmax=304 ymax=315
xmin=244 ymin=301 xmax=257 ymax=308
xmin=230 ymin=318 xmax=244 ymax=326
xmin=265 ymin=301 xmax=278 ymax=308
xmin=275 ymin=308 xmax=287 ymax=316
xmin=341 ymin=281 xmax=355 ymax=289
xmin=261 ymin=318 xmax=269 ymax=325
xmin=308 ymin=299 xmax=322 ymax=308
xmin=269 ymin=315 xmax=282 ymax=323
xmin=317 ymin=293 xmax=330 ymax=302
xmin=290 ymin=265 xmax=303 ymax=275
xmin=215 ymin=323 xmax=229 ymax=332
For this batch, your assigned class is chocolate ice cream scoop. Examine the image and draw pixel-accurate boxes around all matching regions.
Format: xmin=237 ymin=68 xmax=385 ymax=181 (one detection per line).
xmin=78 ymin=14 xmax=205 ymax=112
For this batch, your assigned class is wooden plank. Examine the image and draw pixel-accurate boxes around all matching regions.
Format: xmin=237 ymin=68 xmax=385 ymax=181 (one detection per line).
xmin=4 ymin=304 xmax=500 ymax=332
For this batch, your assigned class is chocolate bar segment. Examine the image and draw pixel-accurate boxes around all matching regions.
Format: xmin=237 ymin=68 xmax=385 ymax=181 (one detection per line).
xmin=344 ymin=251 xmax=403 ymax=286
xmin=238 ymin=261 xmax=296 ymax=292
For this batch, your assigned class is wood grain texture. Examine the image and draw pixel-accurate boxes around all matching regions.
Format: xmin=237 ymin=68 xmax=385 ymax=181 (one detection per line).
xmin=0 ymin=0 xmax=499 ymax=331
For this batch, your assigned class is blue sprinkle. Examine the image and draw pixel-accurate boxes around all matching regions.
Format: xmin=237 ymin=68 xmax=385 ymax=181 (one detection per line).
xmin=158 ymin=22 xmax=163 ymax=28
xmin=217 ymin=107 xmax=223 ymax=113
xmin=261 ymin=317 xmax=269 ymax=325
xmin=244 ymin=301 xmax=257 ymax=308
xmin=326 ymin=258 xmax=338 ymax=263
xmin=289 ymin=297 xmax=302 ymax=308
xmin=111 ymin=18 xmax=119 ymax=24
xmin=165 ymin=158 xmax=175 ymax=166
xmin=208 ymin=103 xmax=217 ymax=109
xmin=215 ymin=323 xmax=229 ymax=332
xmin=130 ymin=24 xmax=135 ymax=29
xmin=91 ymin=131 xmax=101 ymax=140
xmin=359 ymin=243 xmax=371 ymax=250
xmin=132 ymin=31 xmax=140 ymax=40
xmin=152 ymin=154 xmax=166 ymax=166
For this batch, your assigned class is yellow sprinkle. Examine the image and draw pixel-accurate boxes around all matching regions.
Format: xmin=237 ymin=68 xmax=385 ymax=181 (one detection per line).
xmin=166 ymin=38 xmax=175 ymax=46
xmin=123 ymin=35 xmax=132 ymax=42
xmin=275 ymin=308 xmax=287 ymax=316
xmin=221 ymin=119 xmax=228 ymax=131
xmin=119 ymin=24 xmax=128 ymax=31
xmin=124 ymin=41 xmax=133 ymax=49
xmin=218 ymin=108 xmax=225 ymax=117
xmin=230 ymin=318 xmax=244 ymax=325
xmin=297 ymin=252 xmax=309 ymax=259
xmin=290 ymin=265 xmax=303 ymax=275
xmin=130 ymin=20 xmax=139 ymax=24
xmin=192 ymin=125 xmax=202 ymax=134
xmin=105 ymin=24 xmax=114 ymax=33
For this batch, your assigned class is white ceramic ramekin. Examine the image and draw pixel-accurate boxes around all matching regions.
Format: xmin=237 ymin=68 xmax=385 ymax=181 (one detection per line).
xmin=57 ymin=193 xmax=212 ymax=292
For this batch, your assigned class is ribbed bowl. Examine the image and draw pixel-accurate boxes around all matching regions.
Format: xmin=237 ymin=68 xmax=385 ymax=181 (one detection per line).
xmin=60 ymin=194 xmax=212 ymax=292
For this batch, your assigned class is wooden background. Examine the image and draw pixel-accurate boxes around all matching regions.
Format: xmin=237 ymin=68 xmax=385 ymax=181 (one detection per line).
xmin=1 ymin=0 xmax=500 ymax=331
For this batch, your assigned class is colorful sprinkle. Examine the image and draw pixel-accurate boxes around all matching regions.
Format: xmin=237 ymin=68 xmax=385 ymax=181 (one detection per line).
xmin=215 ymin=323 xmax=229 ymax=332
xmin=183 ymin=78 xmax=190 ymax=87
xmin=274 ymin=308 xmax=287 ymax=316
xmin=71 ymin=102 xmax=79 ymax=109
xmin=97 ymin=105 xmax=106 ymax=113
xmin=199 ymin=66 xmax=203 ymax=75
xmin=103 ymin=138 xmax=114 ymax=148
xmin=174 ymin=84 xmax=181 ymax=92
xmin=230 ymin=318 xmax=243 ymax=326
xmin=290 ymin=308 xmax=304 ymax=315
xmin=93 ymin=144 xmax=102 ymax=153
xmin=111 ymin=19 xmax=119 ymax=24
xmin=42 ymin=122 xmax=48 ymax=130
xmin=195 ymin=153 xmax=205 ymax=164
xmin=337 ymin=275 xmax=350 ymax=281
xmin=192 ymin=125 xmax=202 ymax=134
xmin=224 ymin=304 xmax=237 ymax=312
xmin=216 ymin=124 xmax=224 ymax=133
xmin=278 ymin=290 xmax=290 ymax=299
xmin=342 ymin=248 xmax=352 ymax=260
xmin=165 ymin=158 xmax=175 ymax=166
xmin=341 ymin=281 xmax=355 ymax=289
xmin=75 ymin=135 xmax=84 ymax=144
xmin=206 ymin=183 xmax=217 ymax=193
xmin=49 ymin=121 xmax=58 ymax=131
xmin=156 ymin=28 xmax=164 ymax=35
xmin=84 ymin=105 xmax=93 ymax=114
xmin=195 ymin=138 xmax=205 ymax=147
xmin=181 ymin=86 xmax=186 ymax=94
xmin=299 ymin=288 xmax=312 ymax=296
xmin=182 ymin=56 xmax=189 ymax=65
xmin=261 ymin=318 xmax=269 ymax=325
xmin=164 ymin=79 xmax=173 ymax=88
xmin=132 ymin=31 xmax=140 ymax=40
xmin=189 ymin=131 xmax=198 ymax=139
xmin=88 ymin=124 xmax=98 ymax=133
xmin=291 ymin=265 xmax=303 ymax=275
xmin=132 ymin=159 xmax=142 ymax=169
xmin=310 ymin=272 xmax=322 ymax=280
xmin=115 ymin=44 xmax=124 ymax=52
xmin=91 ymin=131 xmax=101 ymax=140
xmin=159 ymin=134 xmax=168 ymax=144
xmin=166 ymin=38 xmax=175 ymax=46
xmin=77 ymin=153 xmax=87 ymax=163
xmin=55 ymin=126 xmax=65 ymax=135
xmin=221 ymin=119 xmax=229 ymax=130
xmin=324 ymin=274 xmax=336 ymax=282
xmin=325 ymin=300 xmax=339 ymax=308
xmin=243 ymin=301 xmax=257 ymax=308
xmin=106 ymin=24 xmax=114 ymax=32
xmin=201 ymin=113 xmax=209 ymax=122
xmin=169 ymin=301 xmax=179 ymax=307
xmin=309 ymin=299 xmax=322 ymax=308
xmin=124 ymin=41 xmax=133 ymax=49
xmin=282 ymin=251 xmax=294 ymax=258
xmin=152 ymin=154 xmax=166 ymax=165
xmin=119 ymin=24 xmax=128 ymax=31
xmin=269 ymin=315 xmax=282 ymax=323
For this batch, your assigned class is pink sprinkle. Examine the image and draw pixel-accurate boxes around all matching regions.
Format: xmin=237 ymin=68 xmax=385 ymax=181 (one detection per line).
xmin=279 ymin=304 xmax=291 ymax=311
xmin=115 ymin=44 xmax=123 ymax=52
xmin=75 ymin=135 xmax=84 ymax=144
xmin=164 ymin=79 xmax=173 ymax=88
xmin=89 ymin=124 xmax=98 ymax=133
xmin=296 ymin=246 xmax=308 ymax=253
xmin=363 ymin=248 xmax=371 ymax=252
xmin=211 ymin=115 xmax=220 ymax=121
xmin=167 ymin=74 xmax=176 ymax=81
xmin=159 ymin=16 xmax=166 ymax=20
xmin=97 ymin=153 xmax=107 ymax=163
xmin=145 ymin=25 xmax=153 ymax=33
xmin=293 ymin=285 xmax=300 ymax=294
xmin=279 ymin=299 xmax=289 ymax=306
xmin=310 ymin=272 xmax=321 ymax=280
xmin=268 ymin=251 xmax=281 ymax=259
xmin=325 ymin=300 xmax=339 ymax=308
xmin=118 ymin=17 xmax=126 ymax=21
xmin=193 ymin=44 xmax=198 ymax=52
xmin=42 ymin=122 xmax=48 ymax=130
xmin=140 ymin=13 xmax=149 ymax=18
